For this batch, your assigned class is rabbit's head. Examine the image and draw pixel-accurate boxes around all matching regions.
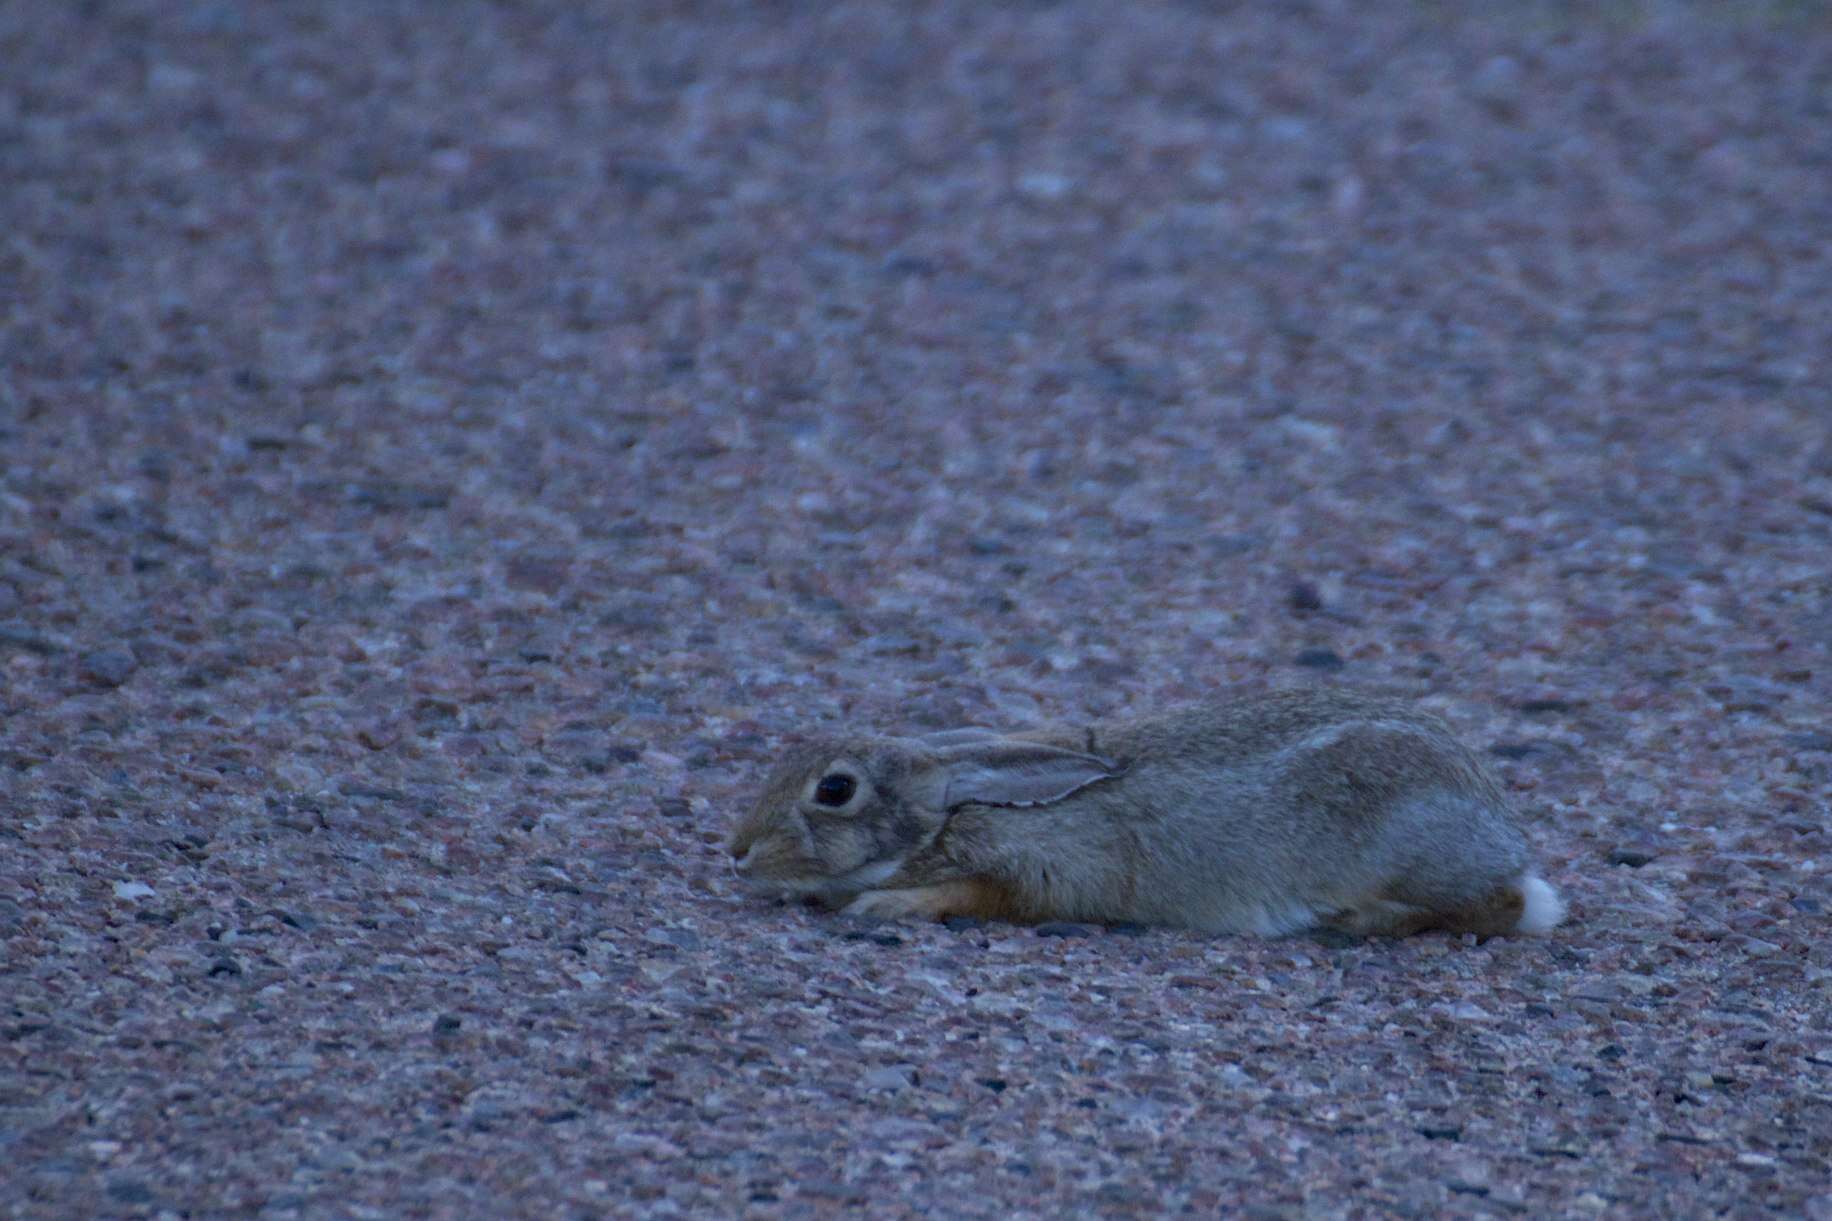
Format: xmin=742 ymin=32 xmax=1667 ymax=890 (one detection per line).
xmin=728 ymin=731 xmax=1118 ymax=898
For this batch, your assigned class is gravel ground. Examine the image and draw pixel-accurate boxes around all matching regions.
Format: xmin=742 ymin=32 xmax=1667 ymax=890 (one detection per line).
xmin=4 ymin=2 xmax=1831 ymax=1216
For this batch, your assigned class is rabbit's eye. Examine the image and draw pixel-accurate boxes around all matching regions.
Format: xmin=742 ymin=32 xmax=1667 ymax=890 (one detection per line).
xmin=813 ymin=774 xmax=857 ymax=807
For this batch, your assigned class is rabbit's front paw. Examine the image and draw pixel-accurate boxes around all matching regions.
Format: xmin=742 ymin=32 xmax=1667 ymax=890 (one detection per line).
xmin=843 ymin=879 xmax=1022 ymax=923
xmin=844 ymin=887 xmax=944 ymax=921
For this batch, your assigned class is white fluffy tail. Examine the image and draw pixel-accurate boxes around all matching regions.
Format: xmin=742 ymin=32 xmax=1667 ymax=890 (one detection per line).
xmin=1515 ymin=874 xmax=1566 ymax=934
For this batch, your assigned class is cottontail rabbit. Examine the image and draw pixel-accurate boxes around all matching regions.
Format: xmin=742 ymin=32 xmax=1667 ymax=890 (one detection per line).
xmin=728 ymin=689 xmax=1563 ymax=938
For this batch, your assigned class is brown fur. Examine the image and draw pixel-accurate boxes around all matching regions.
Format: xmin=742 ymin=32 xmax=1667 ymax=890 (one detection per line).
xmin=847 ymin=877 xmax=1029 ymax=923
xmin=1323 ymin=882 xmax=1528 ymax=939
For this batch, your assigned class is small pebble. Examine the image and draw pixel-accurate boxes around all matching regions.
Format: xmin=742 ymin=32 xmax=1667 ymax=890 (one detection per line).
xmin=106 ymin=1179 xmax=157 ymax=1205
xmin=1035 ymin=922 xmax=1094 ymax=939
xmin=78 ymin=646 xmax=137 ymax=688
xmin=862 ymin=1067 xmax=911 ymax=1091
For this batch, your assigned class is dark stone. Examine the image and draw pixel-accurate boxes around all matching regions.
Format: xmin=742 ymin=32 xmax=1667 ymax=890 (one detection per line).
xmin=433 ymin=1013 xmax=463 ymax=1033
xmin=1609 ymin=847 xmax=1656 ymax=868
xmin=1790 ymin=897 xmax=1822 ymax=914
xmin=1293 ymin=648 xmax=1344 ymax=670
xmin=78 ymin=647 xmax=138 ymax=688
xmin=1518 ymin=698 xmax=1575 ymax=714
xmin=1304 ymin=927 xmax=1363 ymax=949
xmin=655 ymin=797 xmax=690 ymax=818
xmin=208 ymin=956 xmax=242 ymax=977
xmin=1105 ymin=922 xmax=1149 ymax=937
xmin=1596 ymin=1044 xmax=1626 ymax=1061
xmin=1035 ymin=922 xmax=1094 ymax=938
xmin=1416 ymin=1125 xmax=1462 ymax=1141
xmin=842 ymin=930 xmax=903 ymax=947
xmin=942 ymin=916 xmax=986 ymax=932
xmin=979 ymin=1078 xmax=1008 ymax=1093
xmin=1288 ymin=582 xmax=1324 ymax=613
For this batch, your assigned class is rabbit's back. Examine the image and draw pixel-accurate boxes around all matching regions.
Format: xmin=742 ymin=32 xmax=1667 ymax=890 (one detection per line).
xmin=1085 ymin=688 xmax=1459 ymax=767
xmin=1003 ymin=689 xmax=1533 ymax=933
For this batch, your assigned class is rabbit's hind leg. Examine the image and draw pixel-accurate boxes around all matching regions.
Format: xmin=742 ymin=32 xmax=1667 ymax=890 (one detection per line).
xmin=1321 ymin=883 xmax=1529 ymax=939
xmin=1317 ymin=898 xmax=1443 ymax=939
xmin=844 ymin=877 xmax=1024 ymax=923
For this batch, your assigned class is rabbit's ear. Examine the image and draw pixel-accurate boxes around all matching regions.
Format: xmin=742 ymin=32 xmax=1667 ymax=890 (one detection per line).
xmin=916 ymin=740 xmax=1119 ymax=811
xmin=913 ymin=727 xmax=1003 ymax=748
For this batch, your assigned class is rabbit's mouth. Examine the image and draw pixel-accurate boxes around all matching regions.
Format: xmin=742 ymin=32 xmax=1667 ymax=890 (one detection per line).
xmin=729 ymin=842 xmax=808 ymax=890
xmin=734 ymin=853 xmax=907 ymax=900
